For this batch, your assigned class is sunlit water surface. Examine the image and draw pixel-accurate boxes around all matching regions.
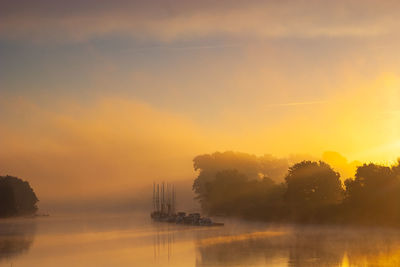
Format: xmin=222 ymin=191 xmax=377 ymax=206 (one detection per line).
xmin=1 ymin=212 xmax=400 ymax=266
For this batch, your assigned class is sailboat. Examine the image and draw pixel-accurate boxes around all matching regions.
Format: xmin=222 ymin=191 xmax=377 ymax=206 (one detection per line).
xmin=150 ymin=182 xmax=224 ymax=226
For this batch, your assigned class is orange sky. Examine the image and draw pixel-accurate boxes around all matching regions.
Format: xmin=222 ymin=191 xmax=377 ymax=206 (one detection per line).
xmin=1 ymin=0 xmax=400 ymax=203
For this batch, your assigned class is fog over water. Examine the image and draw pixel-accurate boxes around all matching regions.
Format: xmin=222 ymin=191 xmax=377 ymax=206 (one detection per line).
xmin=1 ymin=212 xmax=400 ymax=267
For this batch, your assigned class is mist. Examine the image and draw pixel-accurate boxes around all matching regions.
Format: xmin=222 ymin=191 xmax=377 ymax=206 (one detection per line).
xmin=0 ymin=94 xmax=386 ymax=212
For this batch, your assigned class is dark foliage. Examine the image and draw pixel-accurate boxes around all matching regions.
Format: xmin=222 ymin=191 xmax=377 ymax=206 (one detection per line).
xmin=284 ymin=161 xmax=344 ymax=222
xmin=285 ymin=161 xmax=343 ymax=206
xmin=343 ymin=162 xmax=400 ymax=224
xmin=0 ymin=176 xmax=38 ymax=217
xmin=192 ymin=151 xmax=289 ymax=210
xmin=192 ymin=153 xmax=400 ymax=226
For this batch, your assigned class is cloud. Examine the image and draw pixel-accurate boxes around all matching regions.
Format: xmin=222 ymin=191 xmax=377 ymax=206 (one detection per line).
xmin=1 ymin=0 xmax=399 ymax=43
xmin=0 ymin=96 xmax=214 ymax=202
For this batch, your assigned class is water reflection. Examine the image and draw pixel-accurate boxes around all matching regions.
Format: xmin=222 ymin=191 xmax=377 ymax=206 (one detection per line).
xmin=2 ymin=214 xmax=400 ymax=266
xmin=153 ymin=224 xmax=175 ymax=262
xmin=0 ymin=219 xmax=36 ymax=262
xmin=195 ymin=224 xmax=400 ymax=266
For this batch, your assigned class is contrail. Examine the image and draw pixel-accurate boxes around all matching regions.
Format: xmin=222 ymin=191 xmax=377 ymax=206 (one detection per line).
xmin=267 ymin=100 xmax=327 ymax=107
xmin=168 ymin=43 xmax=243 ymax=50
xmin=129 ymin=43 xmax=243 ymax=53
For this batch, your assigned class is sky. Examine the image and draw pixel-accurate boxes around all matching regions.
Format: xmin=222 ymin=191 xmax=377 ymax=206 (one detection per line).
xmin=1 ymin=0 xmax=400 ymax=204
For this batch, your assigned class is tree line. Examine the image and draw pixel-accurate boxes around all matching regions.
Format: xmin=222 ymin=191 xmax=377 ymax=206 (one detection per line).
xmin=192 ymin=151 xmax=400 ymax=226
xmin=0 ymin=175 xmax=38 ymax=217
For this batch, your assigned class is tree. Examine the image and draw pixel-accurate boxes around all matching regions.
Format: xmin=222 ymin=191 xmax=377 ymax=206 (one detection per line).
xmin=199 ymin=169 xmax=284 ymax=218
xmin=203 ymin=169 xmax=248 ymax=215
xmin=344 ymin=162 xmax=400 ymax=223
xmin=192 ymin=151 xmax=289 ymax=210
xmin=285 ymin=161 xmax=343 ymax=206
xmin=0 ymin=176 xmax=38 ymax=217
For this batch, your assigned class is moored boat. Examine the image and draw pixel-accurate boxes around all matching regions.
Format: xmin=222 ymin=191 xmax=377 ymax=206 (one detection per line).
xmin=151 ymin=182 xmax=224 ymax=226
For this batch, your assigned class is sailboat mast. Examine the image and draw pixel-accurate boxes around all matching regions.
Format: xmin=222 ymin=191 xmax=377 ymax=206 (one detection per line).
xmin=153 ymin=182 xmax=155 ymax=212
xmin=156 ymin=184 xmax=160 ymax=212
xmin=167 ymin=183 xmax=170 ymax=215
xmin=172 ymin=185 xmax=176 ymax=214
xmin=168 ymin=183 xmax=172 ymax=215
xmin=162 ymin=182 xmax=165 ymax=214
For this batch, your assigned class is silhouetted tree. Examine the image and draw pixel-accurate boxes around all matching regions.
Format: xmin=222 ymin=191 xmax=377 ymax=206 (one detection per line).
xmin=283 ymin=161 xmax=344 ymax=222
xmin=199 ymin=169 xmax=285 ymax=218
xmin=0 ymin=182 xmax=17 ymax=217
xmin=0 ymin=176 xmax=38 ymax=217
xmin=203 ymin=170 xmax=248 ymax=215
xmin=285 ymin=161 xmax=343 ymax=206
xmin=239 ymin=177 xmax=286 ymax=220
xmin=193 ymin=152 xmax=260 ymax=207
xmin=192 ymin=151 xmax=289 ymax=210
xmin=192 ymin=152 xmax=400 ymax=226
xmin=344 ymin=161 xmax=400 ymax=223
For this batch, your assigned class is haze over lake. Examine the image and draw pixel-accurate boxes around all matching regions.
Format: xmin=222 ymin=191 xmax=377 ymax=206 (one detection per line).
xmin=2 ymin=0 xmax=400 ymax=266
xmin=1 ymin=213 xmax=400 ymax=267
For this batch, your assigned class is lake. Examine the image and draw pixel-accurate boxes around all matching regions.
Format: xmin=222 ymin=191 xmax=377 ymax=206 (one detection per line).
xmin=1 ymin=213 xmax=400 ymax=266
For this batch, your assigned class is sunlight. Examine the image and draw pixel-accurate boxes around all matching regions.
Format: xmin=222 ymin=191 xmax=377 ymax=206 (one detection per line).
xmin=341 ymin=253 xmax=350 ymax=267
xmin=3 ymin=1 xmax=400 ymax=266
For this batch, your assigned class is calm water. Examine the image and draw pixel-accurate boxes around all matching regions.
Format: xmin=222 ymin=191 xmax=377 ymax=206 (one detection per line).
xmin=1 ymin=213 xmax=400 ymax=267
